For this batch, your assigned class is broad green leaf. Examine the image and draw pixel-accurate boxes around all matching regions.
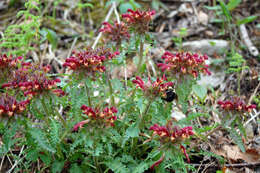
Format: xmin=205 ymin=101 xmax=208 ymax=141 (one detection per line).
xmin=192 ymin=84 xmax=207 ymax=102
xmin=119 ymin=3 xmax=133 ymax=13
xmin=45 ymin=28 xmax=58 ymax=49
xmin=126 ymin=123 xmax=140 ymax=138
xmin=152 ymin=0 xmax=160 ymax=10
xmin=236 ymin=16 xmax=258 ymax=26
xmin=227 ymin=0 xmax=241 ymax=11
xmin=204 ymin=5 xmax=221 ymax=10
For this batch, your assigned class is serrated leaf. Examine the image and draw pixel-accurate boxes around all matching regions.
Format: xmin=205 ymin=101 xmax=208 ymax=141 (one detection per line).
xmin=236 ymin=16 xmax=258 ymax=26
xmin=133 ymin=162 xmax=149 ymax=173
xmin=69 ymin=163 xmax=83 ymax=173
xmin=176 ymin=77 xmax=194 ymax=113
xmin=126 ymin=123 xmax=140 ymax=138
xmin=39 ymin=152 xmax=52 ymax=166
xmin=105 ymin=159 xmax=129 ymax=173
xmin=49 ymin=119 xmax=61 ymax=146
xmin=30 ymin=128 xmax=56 ymax=153
xmin=51 ymin=161 xmax=65 ymax=173
xmin=192 ymin=84 xmax=207 ymax=102
xmin=228 ymin=128 xmax=245 ymax=152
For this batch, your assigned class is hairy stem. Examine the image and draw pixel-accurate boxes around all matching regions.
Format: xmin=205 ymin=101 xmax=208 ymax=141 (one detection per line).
xmin=85 ymin=83 xmax=92 ymax=107
xmin=137 ymin=38 xmax=144 ymax=74
xmin=106 ymin=71 xmax=115 ymax=106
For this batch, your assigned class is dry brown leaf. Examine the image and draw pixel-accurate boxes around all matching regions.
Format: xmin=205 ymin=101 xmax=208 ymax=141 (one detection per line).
xmin=215 ymin=145 xmax=260 ymax=163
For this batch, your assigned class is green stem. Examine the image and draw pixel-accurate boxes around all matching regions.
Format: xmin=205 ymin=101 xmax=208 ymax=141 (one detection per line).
xmin=137 ymin=38 xmax=144 ymax=74
xmin=54 ymin=108 xmax=67 ymax=128
xmin=139 ymin=98 xmax=154 ymax=129
xmin=84 ymin=83 xmax=92 ymax=107
xmin=106 ymin=71 xmax=115 ymax=106
xmin=94 ymin=156 xmax=102 ymax=173
xmin=40 ymin=97 xmax=51 ymax=126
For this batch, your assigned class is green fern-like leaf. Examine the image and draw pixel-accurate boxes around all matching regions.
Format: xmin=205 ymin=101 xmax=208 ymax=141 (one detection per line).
xmin=49 ymin=119 xmax=61 ymax=146
xmin=105 ymin=159 xmax=129 ymax=173
xmin=29 ymin=128 xmax=56 ymax=153
xmin=133 ymin=162 xmax=149 ymax=173
xmin=176 ymin=76 xmax=195 ymax=113
xmin=228 ymin=128 xmax=245 ymax=152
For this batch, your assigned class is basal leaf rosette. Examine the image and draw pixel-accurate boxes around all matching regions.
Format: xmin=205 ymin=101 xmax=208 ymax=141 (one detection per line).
xmin=63 ymin=47 xmax=119 ymax=79
xmin=149 ymin=120 xmax=194 ymax=169
xmin=73 ymin=105 xmax=118 ymax=132
xmin=132 ymin=75 xmax=173 ymax=99
xmin=158 ymin=51 xmax=211 ymax=79
xmin=122 ymin=9 xmax=155 ymax=34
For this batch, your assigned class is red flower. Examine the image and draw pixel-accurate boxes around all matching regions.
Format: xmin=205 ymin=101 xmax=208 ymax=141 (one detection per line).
xmin=122 ymin=9 xmax=155 ymax=34
xmin=100 ymin=21 xmax=130 ymax=43
xmin=2 ymin=63 xmax=62 ymax=98
xmin=149 ymin=120 xmax=194 ymax=164
xmin=150 ymin=123 xmax=193 ymax=143
xmin=72 ymin=120 xmax=90 ymax=132
xmin=0 ymin=94 xmax=29 ymax=117
xmin=158 ymin=52 xmax=211 ymax=78
xmin=63 ymin=48 xmax=119 ymax=77
xmin=132 ymin=75 xmax=173 ymax=98
xmin=73 ymin=105 xmax=118 ymax=131
xmin=217 ymin=97 xmax=256 ymax=113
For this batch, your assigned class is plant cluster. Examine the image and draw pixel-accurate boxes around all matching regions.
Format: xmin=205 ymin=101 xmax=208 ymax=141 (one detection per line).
xmin=0 ymin=5 xmax=257 ymax=173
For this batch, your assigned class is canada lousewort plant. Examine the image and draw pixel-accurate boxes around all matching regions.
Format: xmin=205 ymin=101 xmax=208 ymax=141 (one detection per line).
xmin=63 ymin=48 xmax=119 ymax=79
xmin=149 ymin=120 xmax=194 ymax=169
xmin=218 ymin=97 xmax=256 ymax=113
xmin=2 ymin=63 xmax=63 ymax=98
xmin=158 ymin=51 xmax=211 ymax=78
xmin=132 ymin=75 xmax=174 ymax=99
xmin=100 ymin=21 xmax=130 ymax=45
xmin=0 ymin=54 xmax=23 ymax=85
xmin=0 ymin=93 xmax=29 ymax=117
xmin=73 ymin=105 xmax=118 ymax=132
xmin=122 ymin=9 xmax=155 ymax=34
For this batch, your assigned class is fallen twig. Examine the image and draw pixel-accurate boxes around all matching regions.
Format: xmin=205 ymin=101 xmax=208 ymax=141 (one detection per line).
xmin=239 ymin=24 xmax=259 ymax=56
xmin=191 ymin=162 xmax=260 ymax=168
xmin=92 ymin=2 xmax=116 ymax=49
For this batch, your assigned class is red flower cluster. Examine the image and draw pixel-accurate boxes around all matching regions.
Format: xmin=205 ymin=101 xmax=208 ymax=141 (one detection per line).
xmin=73 ymin=105 xmax=118 ymax=131
xmin=0 ymin=54 xmax=23 ymax=85
xmin=149 ymin=124 xmax=194 ymax=144
xmin=132 ymin=75 xmax=173 ymax=98
xmin=100 ymin=21 xmax=130 ymax=43
xmin=217 ymin=97 xmax=256 ymax=113
xmin=63 ymin=48 xmax=119 ymax=77
xmin=2 ymin=63 xmax=64 ymax=98
xmin=122 ymin=9 xmax=155 ymax=34
xmin=158 ymin=52 xmax=211 ymax=78
xmin=0 ymin=94 xmax=29 ymax=117
xmin=0 ymin=54 xmax=22 ymax=69
xmin=149 ymin=121 xmax=194 ymax=168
